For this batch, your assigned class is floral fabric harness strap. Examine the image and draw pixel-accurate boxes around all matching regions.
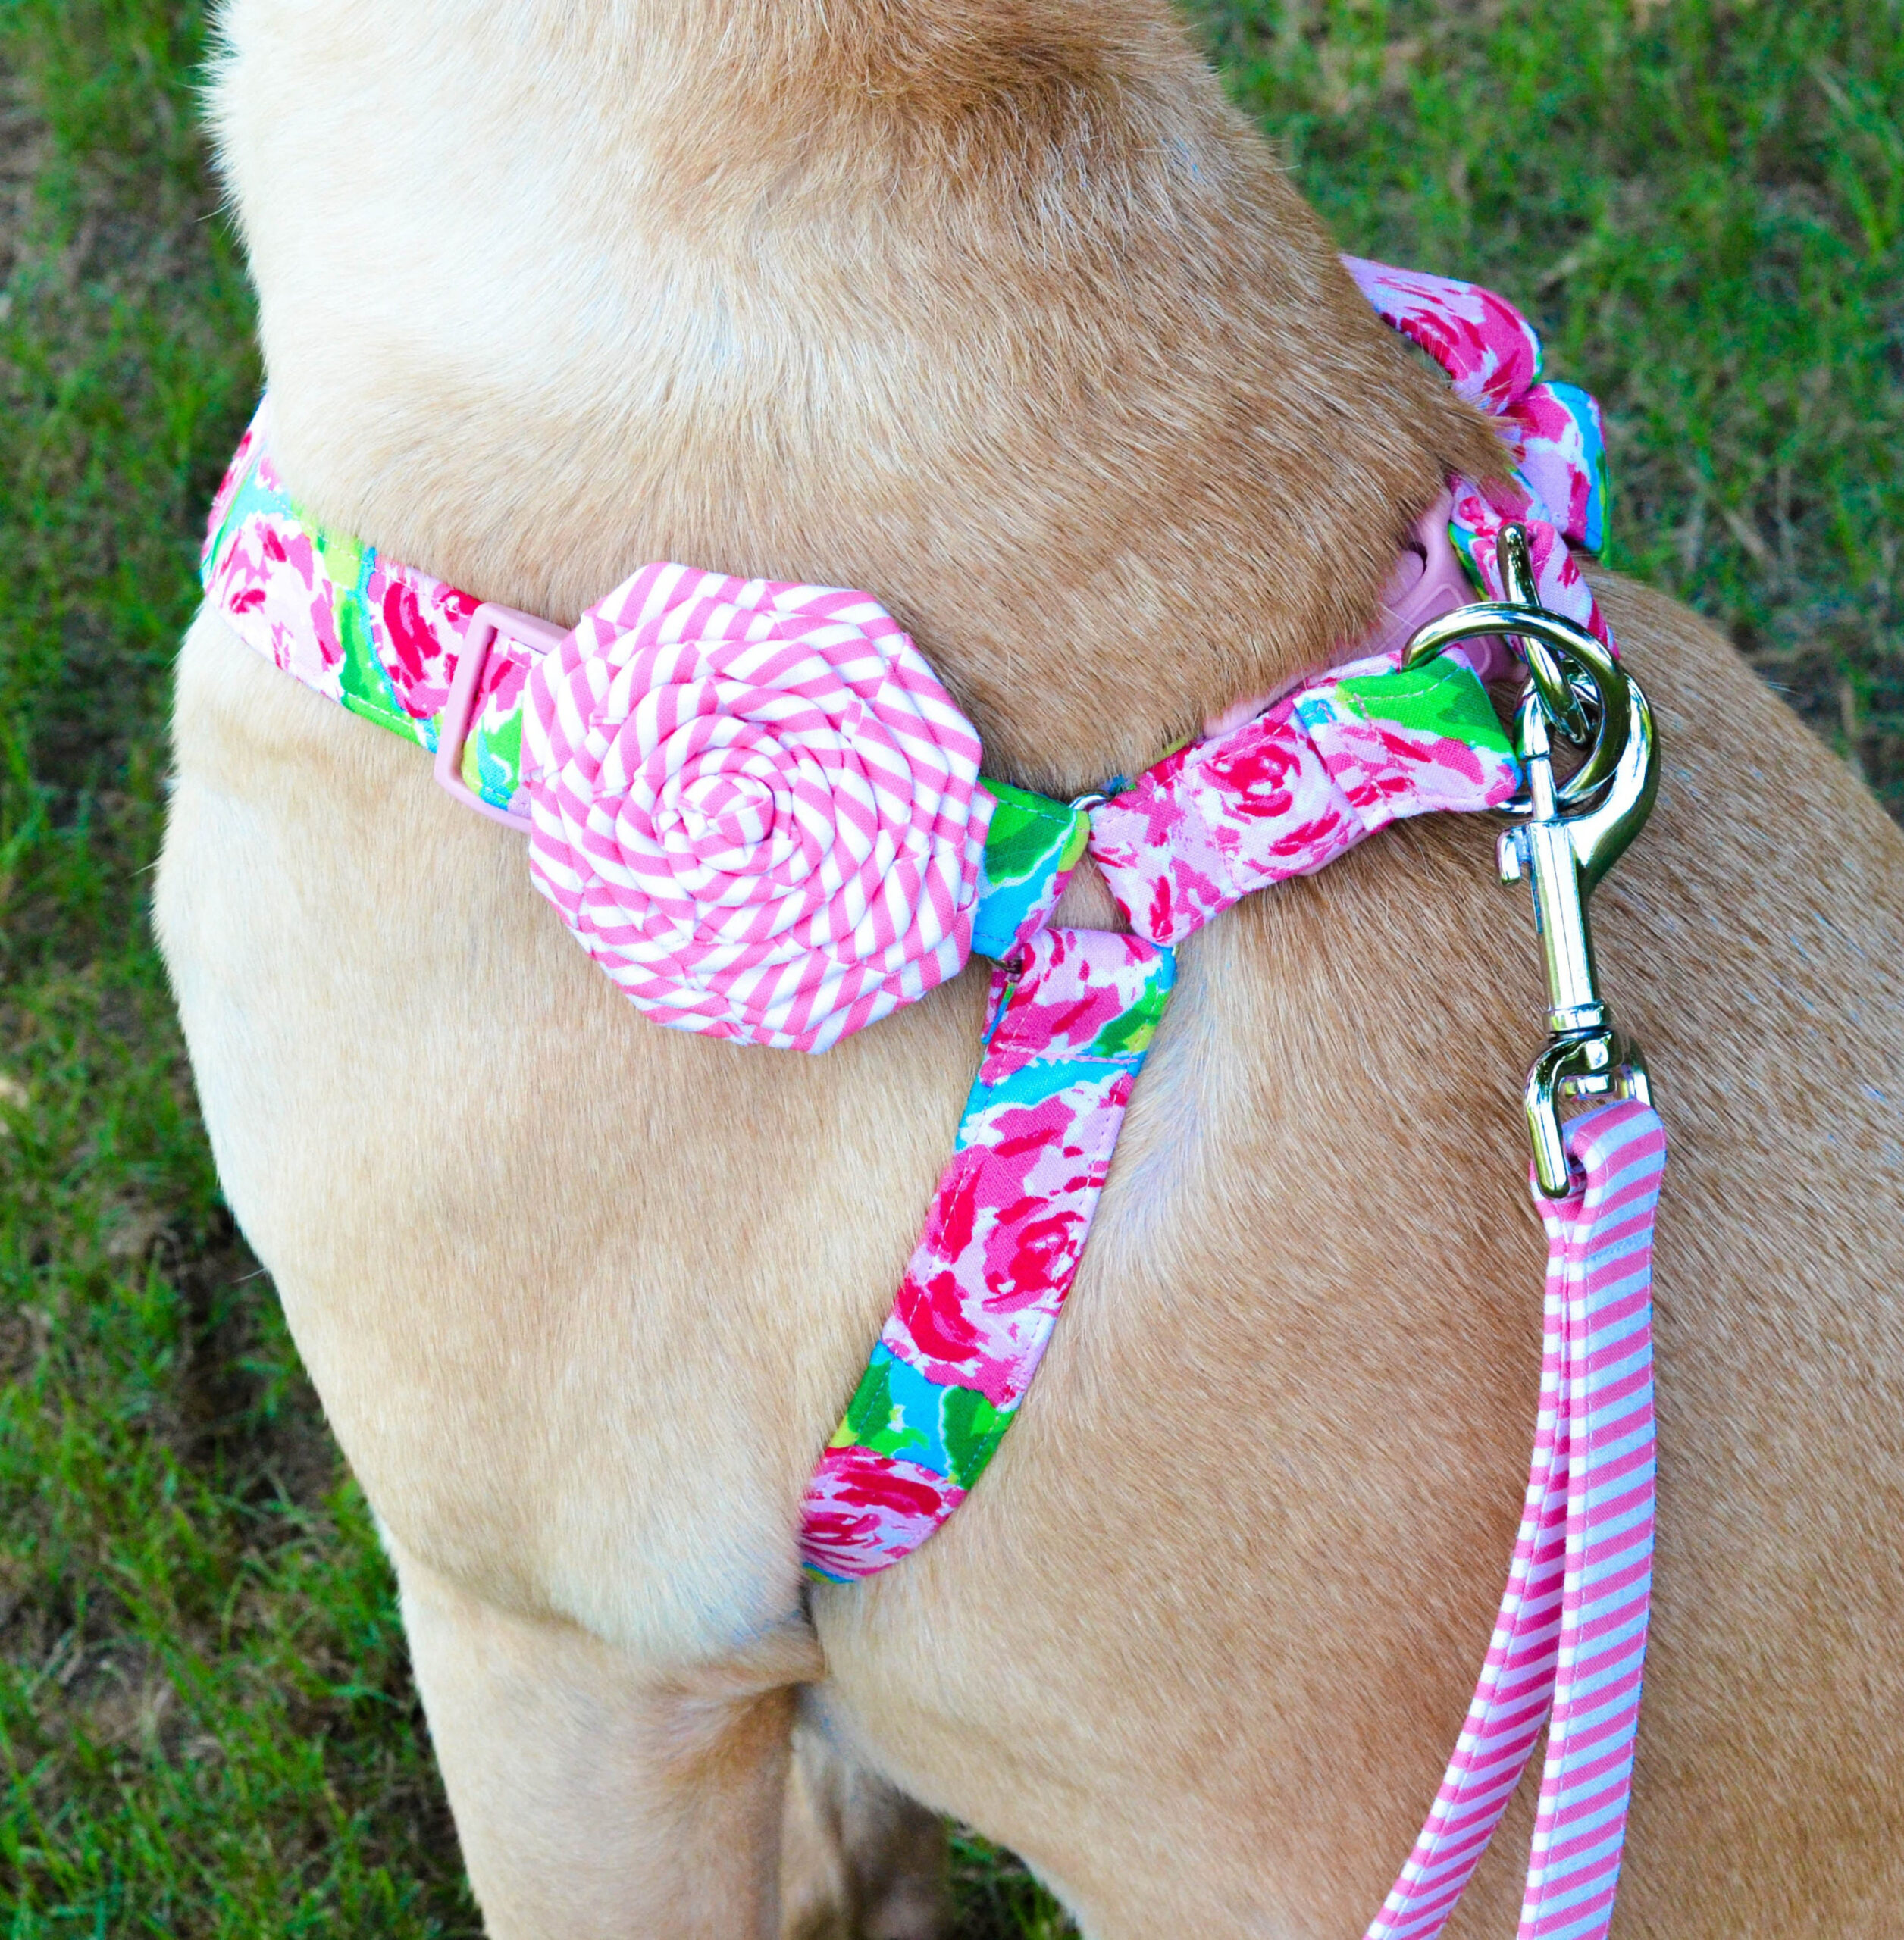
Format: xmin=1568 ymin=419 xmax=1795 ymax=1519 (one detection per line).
xmin=202 ymin=259 xmax=1665 ymax=1940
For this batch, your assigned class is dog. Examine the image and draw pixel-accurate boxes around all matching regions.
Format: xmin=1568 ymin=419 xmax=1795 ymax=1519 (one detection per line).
xmin=157 ymin=2 xmax=1904 ymax=1933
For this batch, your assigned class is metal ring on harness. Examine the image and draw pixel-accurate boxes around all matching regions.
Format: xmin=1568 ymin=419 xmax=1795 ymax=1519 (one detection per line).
xmin=1400 ymin=525 xmax=1662 ymax=1196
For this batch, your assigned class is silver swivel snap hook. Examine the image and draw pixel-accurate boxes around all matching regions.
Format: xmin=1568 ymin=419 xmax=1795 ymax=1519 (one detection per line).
xmin=1402 ymin=525 xmax=1661 ymax=1196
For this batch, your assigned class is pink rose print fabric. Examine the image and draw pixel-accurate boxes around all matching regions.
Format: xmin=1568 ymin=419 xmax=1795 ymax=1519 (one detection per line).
xmin=1345 ymin=256 xmax=1612 ymax=643
xmin=521 ymin=565 xmax=990 ymax=1053
xmin=202 ymin=402 xmax=484 ymax=743
xmin=199 ymin=251 xmax=1659 ymax=1940
xmin=1348 ymin=257 xmax=1544 ymax=413
xmin=800 ymin=1448 xmax=968 ymax=1581
xmin=202 ymin=403 xmax=534 ymax=809
xmin=1447 ymin=475 xmax=1606 ymax=646
xmin=1089 ymin=649 xmax=1521 ymax=947
xmin=886 ymin=930 xmax=1167 ymax=1412
xmin=800 ymin=929 xmax=1174 ymax=1582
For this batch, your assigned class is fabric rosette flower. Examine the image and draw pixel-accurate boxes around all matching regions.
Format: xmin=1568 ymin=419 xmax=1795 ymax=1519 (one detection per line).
xmin=521 ymin=565 xmax=991 ymax=1053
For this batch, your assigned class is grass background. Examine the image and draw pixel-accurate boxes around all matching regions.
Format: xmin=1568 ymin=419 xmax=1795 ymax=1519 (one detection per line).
xmin=1 ymin=0 xmax=1898 ymax=1932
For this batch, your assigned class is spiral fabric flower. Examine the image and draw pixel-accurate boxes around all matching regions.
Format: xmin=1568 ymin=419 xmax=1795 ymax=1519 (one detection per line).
xmin=521 ymin=565 xmax=990 ymax=1053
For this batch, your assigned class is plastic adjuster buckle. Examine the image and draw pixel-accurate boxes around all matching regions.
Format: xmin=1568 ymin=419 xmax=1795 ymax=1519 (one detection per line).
xmin=432 ymin=602 xmax=567 ymax=831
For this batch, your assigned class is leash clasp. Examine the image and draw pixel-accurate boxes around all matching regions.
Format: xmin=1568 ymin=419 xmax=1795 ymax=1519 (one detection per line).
xmin=1404 ymin=527 xmax=1660 ymax=1195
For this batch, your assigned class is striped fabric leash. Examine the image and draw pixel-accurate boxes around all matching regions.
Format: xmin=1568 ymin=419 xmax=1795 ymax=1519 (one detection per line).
xmin=1367 ymin=1101 xmax=1666 ymax=1940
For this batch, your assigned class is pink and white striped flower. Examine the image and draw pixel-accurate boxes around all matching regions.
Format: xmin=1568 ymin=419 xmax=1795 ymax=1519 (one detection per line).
xmin=521 ymin=565 xmax=990 ymax=1053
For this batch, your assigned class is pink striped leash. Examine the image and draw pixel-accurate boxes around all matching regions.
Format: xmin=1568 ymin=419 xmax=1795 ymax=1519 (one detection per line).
xmin=1368 ymin=530 xmax=1665 ymax=1938
xmin=1368 ymin=1100 xmax=1666 ymax=1940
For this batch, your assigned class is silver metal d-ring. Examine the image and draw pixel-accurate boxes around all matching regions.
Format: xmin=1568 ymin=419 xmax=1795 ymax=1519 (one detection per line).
xmin=1399 ymin=524 xmax=1661 ymax=1194
xmin=1404 ymin=599 xmax=1630 ymax=808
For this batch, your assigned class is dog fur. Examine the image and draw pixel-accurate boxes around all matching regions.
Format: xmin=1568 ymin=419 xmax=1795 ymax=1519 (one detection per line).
xmin=156 ymin=2 xmax=1904 ymax=1933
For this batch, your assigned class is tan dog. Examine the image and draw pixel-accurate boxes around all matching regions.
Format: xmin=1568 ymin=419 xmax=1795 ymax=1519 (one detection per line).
xmin=156 ymin=2 xmax=1904 ymax=1935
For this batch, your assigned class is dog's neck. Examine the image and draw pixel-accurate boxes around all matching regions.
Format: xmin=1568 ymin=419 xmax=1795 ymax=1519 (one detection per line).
xmin=217 ymin=0 xmax=1501 ymax=792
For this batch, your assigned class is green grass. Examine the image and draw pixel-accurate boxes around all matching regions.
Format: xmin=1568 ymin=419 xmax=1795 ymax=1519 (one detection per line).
xmin=0 ymin=0 xmax=1897 ymax=1932
xmin=1192 ymin=0 xmax=1904 ymax=802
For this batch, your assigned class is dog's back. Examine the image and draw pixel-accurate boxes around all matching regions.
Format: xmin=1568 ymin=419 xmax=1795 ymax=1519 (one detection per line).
xmin=160 ymin=3 xmax=1904 ymax=1932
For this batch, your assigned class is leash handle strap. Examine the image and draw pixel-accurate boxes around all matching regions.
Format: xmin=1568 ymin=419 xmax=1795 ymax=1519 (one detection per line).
xmin=1367 ymin=1100 xmax=1665 ymax=1940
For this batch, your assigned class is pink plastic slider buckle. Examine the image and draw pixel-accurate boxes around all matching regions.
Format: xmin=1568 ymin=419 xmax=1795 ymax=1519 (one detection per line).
xmin=1367 ymin=487 xmax=1514 ymax=684
xmin=1364 ymin=487 xmax=1471 ymax=654
xmin=433 ymin=601 xmax=568 ymax=831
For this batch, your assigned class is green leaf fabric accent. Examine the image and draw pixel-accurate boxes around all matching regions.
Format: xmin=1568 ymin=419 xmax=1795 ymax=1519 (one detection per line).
xmin=835 ymin=1357 xmax=927 ymax=1462
xmin=1089 ymin=972 xmax=1172 ymax=1061
xmin=982 ymin=779 xmax=1083 ymax=887
xmin=1336 ymin=659 xmax=1514 ymax=757
xmin=467 ymin=701 xmax=525 ymax=804
xmin=941 ymin=1385 xmax=1010 ymax=1489
xmin=843 ymin=1356 xmax=893 ymax=1442
xmin=321 ymin=530 xmax=426 ymax=749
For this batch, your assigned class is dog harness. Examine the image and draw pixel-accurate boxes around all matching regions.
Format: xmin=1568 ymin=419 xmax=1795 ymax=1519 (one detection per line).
xmin=202 ymin=258 xmax=1665 ymax=1940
